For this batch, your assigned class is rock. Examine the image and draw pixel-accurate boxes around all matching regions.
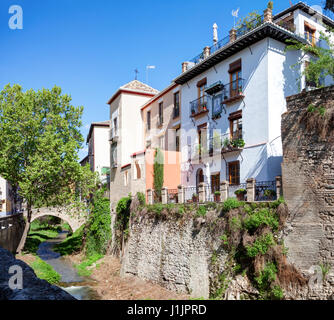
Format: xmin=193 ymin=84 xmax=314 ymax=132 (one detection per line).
xmin=225 ymin=275 xmax=258 ymax=300
xmin=0 ymin=247 xmax=75 ymax=300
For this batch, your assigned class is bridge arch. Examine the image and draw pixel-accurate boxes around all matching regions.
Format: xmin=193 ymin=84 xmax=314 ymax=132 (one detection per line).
xmin=29 ymin=207 xmax=86 ymax=232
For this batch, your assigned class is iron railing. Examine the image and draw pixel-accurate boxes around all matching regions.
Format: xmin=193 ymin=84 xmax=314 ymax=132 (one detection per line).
xmin=184 ymin=186 xmax=199 ymax=203
xmin=167 ymin=189 xmax=178 ymax=203
xmin=190 ymin=95 xmax=208 ymax=116
xmin=255 ymin=181 xmax=277 ymax=201
xmin=222 ymin=79 xmax=245 ymax=102
xmin=235 ymin=15 xmax=264 ymax=39
xmin=229 ymin=183 xmax=247 ymax=199
xmin=209 ymin=35 xmax=231 ymax=55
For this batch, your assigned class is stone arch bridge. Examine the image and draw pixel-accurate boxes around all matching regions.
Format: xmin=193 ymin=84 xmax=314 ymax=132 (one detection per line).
xmin=28 ymin=207 xmax=87 ymax=232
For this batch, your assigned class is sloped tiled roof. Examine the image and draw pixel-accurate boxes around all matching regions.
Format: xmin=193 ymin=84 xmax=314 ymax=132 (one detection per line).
xmin=107 ymin=80 xmax=159 ymax=105
xmin=120 ymin=80 xmax=159 ymax=95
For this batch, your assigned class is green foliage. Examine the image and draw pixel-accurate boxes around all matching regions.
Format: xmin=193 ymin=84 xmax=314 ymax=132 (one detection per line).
xmin=220 ymin=234 xmax=229 ymax=245
xmin=269 ymin=197 xmax=285 ymax=209
xmin=234 ymin=188 xmax=247 ymax=195
xmin=244 ymin=208 xmax=279 ymax=233
xmin=30 ymin=257 xmax=61 ymax=285
xmin=24 ymin=224 xmax=59 ymax=254
xmin=231 ymin=138 xmax=245 ymax=149
xmin=319 ymin=262 xmax=331 ymax=280
xmin=308 ymin=104 xmax=316 ymax=113
xmin=196 ymin=205 xmax=207 ymax=217
xmin=85 ymin=189 xmax=111 ymax=257
xmin=246 ymin=233 xmax=275 ymax=257
xmin=286 ymin=27 xmax=334 ymax=88
xmin=153 ymin=148 xmax=164 ymax=200
xmin=236 ymin=11 xmax=262 ymax=31
xmin=54 ymin=225 xmax=84 ymax=256
xmin=230 ymin=216 xmax=243 ymax=231
xmin=267 ymin=1 xmax=273 ymax=10
xmin=222 ymin=198 xmax=243 ymax=213
xmin=137 ymin=192 xmax=146 ymax=206
xmin=0 ymin=84 xmax=98 ymax=211
xmin=263 ymin=189 xmax=276 ymax=198
xmin=75 ymin=253 xmax=104 ymax=277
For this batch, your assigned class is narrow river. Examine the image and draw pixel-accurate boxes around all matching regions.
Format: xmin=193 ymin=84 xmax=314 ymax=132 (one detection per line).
xmin=37 ymin=231 xmax=100 ymax=300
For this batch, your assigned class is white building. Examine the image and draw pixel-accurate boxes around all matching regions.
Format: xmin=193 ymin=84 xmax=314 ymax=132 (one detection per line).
xmin=173 ymin=2 xmax=334 ymax=199
xmin=85 ymin=121 xmax=111 ymax=185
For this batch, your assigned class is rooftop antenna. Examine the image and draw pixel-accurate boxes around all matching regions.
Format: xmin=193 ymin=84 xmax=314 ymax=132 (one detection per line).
xmin=289 ymin=1 xmax=294 ymax=7
xmin=146 ymin=65 xmax=156 ymax=84
xmin=134 ymin=69 xmax=139 ymax=80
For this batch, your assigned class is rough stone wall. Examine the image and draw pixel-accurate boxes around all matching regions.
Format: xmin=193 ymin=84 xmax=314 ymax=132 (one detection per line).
xmin=0 ymin=247 xmax=75 ymax=300
xmin=282 ymin=86 xmax=334 ymax=298
xmin=120 ymin=199 xmax=228 ymax=299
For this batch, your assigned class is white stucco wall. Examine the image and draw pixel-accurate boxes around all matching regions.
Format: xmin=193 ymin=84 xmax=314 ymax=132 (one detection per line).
xmin=93 ymin=126 xmax=110 ymax=175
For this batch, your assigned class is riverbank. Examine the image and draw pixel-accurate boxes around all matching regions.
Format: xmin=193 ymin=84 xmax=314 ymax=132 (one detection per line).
xmin=66 ymin=253 xmax=189 ymax=300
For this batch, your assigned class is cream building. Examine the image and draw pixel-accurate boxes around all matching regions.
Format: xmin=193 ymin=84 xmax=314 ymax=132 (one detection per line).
xmin=107 ymin=80 xmax=159 ymax=209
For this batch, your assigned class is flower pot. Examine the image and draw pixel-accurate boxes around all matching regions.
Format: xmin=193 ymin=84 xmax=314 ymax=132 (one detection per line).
xmin=192 ymin=196 xmax=198 ymax=203
xmin=236 ymin=194 xmax=245 ymax=201
xmin=214 ymin=195 xmax=221 ymax=202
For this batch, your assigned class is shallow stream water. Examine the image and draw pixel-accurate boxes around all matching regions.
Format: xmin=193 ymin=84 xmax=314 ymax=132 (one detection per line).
xmin=37 ymin=231 xmax=99 ymax=300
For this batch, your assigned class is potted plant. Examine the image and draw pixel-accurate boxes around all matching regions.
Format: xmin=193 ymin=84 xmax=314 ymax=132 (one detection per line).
xmin=214 ymin=191 xmax=221 ymax=202
xmin=234 ymin=188 xmax=247 ymax=201
xmin=264 ymin=189 xmax=276 ymax=200
xmin=192 ymin=193 xmax=198 ymax=203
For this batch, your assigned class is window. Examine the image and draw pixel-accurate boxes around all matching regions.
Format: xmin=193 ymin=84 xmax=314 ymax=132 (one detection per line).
xmin=175 ymin=128 xmax=180 ymax=152
xmin=197 ymin=78 xmax=207 ymax=109
xmin=228 ymin=161 xmax=240 ymax=185
xmin=124 ymin=170 xmax=129 ymax=186
xmin=135 ymin=161 xmax=141 ymax=180
xmin=158 ymin=102 xmax=163 ymax=126
xmin=159 ymin=136 xmax=165 ymax=150
xmin=197 ymin=123 xmax=207 ymax=159
xmin=229 ymin=111 xmax=243 ymax=141
xmin=211 ymin=173 xmax=220 ymax=194
xmin=111 ymin=144 xmax=117 ymax=167
xmin=173 ymin=92 xmax=180 ymax=118
xmin=113 ymin=118 xmax=118 ymax=136
xmin=229 ymin=59 xmax=242 ymax=98
xmin=304 ymin=22 xmax=316 ymax=46
xmin=147 ymin=111 xmax=151 ymax=131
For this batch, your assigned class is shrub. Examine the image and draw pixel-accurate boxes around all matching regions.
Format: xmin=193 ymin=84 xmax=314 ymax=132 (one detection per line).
xmin=196 ymin=205 xmax=207 ymax=217
xmin=246 ymin=233 xmax=275 ymax=257
xmin=244 ymin=208 xmax=279 ymax=232
xmin=137 ymin=192 xmax=146 ymax=206
xmin=75 ymin=253 xmax=104 ymax=277
xmin=230 ymin=216 xmax=243 ymax=231
xmin=54 ymin=225 xmax=84 ymax=256
xmin=222 ymin=198 xmax=243 ymax=213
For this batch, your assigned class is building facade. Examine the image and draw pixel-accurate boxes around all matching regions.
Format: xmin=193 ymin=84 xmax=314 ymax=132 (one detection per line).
xmin=86 ymin=121 xmax=111 ymax=185
xmin=108 ymin=80 xmax=159 ymax=209
xmin=173 ymin=3 xmax=334 ymax=199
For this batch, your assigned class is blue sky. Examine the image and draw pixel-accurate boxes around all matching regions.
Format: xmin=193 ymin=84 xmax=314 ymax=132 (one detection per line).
xmin=0 ymin=0 xmax=328 ymax=160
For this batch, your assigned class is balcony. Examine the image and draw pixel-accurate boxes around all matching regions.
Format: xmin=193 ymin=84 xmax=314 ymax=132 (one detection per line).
xmin=222 ymin=79 xmax=245 ymax=105
xmin=209 ymin=132 xmax=245 ymax=156
xmin=109 ymin=128 xmax=119 ymax=143
xmin=190 ymin=96 xmax=209 ymax=118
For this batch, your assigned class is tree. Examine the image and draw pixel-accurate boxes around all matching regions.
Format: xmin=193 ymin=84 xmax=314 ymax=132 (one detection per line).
xmin=286 ymin=28 xmax=334 ymax=88
xmin=0 ymin=84 xmax=97 ymax=253
xmin=153 ymin=148 xmax=164 ymax=201
xmin=325 ymin=0 xmax=334 ymax=13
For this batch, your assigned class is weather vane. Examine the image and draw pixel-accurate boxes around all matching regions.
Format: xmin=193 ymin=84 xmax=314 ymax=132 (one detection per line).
xmin=134 ymin=69 xmax=139 ymax=80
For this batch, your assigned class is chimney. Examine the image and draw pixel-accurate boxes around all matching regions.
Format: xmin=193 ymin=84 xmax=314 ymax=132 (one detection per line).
xmin=213 ymin=23 xmax=218 ymax=44
xmin=182 ymin=62 xmax=189 ymax=73
xmin=263 ymin=7 xmax=273 ymax=23
xmin=203 ymin=46 xmax=210 ymax=59
xmin=229 ymin=28 xmax=237 ymax=43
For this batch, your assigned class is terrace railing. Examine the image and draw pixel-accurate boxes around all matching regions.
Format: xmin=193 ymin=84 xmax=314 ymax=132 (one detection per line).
xmin=255 ymin=181 xmax=277 ymax=201
xmin=190 ymin=96 xmax=208 ymax=117
xmin=222 ymin=79 xmax=245 ymax=103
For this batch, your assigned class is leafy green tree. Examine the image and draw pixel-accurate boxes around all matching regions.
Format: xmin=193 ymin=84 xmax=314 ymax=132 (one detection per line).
xmin=286 ymin=28 xmax=334 ymax=87
xmin=153 ymin=148 xmax=164 ymax=201
xmin=325 ymin=0 xmax=334 ymax=13
xmin=0 ymin=84 xmax=97 ymax=253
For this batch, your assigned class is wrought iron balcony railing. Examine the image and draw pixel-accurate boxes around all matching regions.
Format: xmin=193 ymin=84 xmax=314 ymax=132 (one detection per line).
xmin=222 ymin=79 xmax=245 ymax=103
xmin=190 ymin=96 xmax=208 ymax=117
